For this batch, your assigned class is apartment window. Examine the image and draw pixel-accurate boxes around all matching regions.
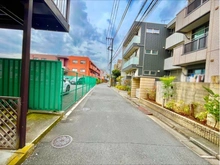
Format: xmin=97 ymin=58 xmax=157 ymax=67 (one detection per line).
xmin=33 ymin=57 xmax=38 ymax=60
xmin=72 ymin=68 xmax=77 ymax=72
xmin=72 ymin=60 xmax=78 ymax=64
xmin=144 ymin=70 xmax=157 ymax=76
xmin=192 ymin=24 xmax=209 ymax=41
xmin=146 ymin=28 xmax=160 ymax=34
xmin=80 ymin=69 xmax=85 ymax=73
xmin=146 ymin=49 xmax=158 ymax=55
xmin=41 ymin=58 xmax=46 ymax=60
xmin=80 ymin=60 xmax=86 ymax=64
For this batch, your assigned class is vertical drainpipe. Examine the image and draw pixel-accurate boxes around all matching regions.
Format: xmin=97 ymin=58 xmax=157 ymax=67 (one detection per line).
xmin=19 ymin=0 xmax=33 ymax=148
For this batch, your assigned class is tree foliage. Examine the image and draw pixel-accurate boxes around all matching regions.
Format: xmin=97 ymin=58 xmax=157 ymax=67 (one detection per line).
xmin=159 ymin=76 xmax=176 ymax=100
xmin=112 ymin=69 xmax=121 ymax=79
xmin=203 ymin=86 xmax=220 ymax=127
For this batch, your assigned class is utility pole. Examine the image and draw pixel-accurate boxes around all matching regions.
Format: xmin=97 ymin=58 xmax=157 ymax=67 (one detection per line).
xmin=106 ymin=37 xmax=113 ymax=87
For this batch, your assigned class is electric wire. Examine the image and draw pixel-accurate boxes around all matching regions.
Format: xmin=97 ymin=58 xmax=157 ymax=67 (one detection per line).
xmin=113 ymin=0 xmax=132 ymax=39
xmin=111 ymin=0 xmax=159 ymax=64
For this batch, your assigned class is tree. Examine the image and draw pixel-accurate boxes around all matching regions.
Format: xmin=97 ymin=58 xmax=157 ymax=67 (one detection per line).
xmin=159 ymin=76 xmax=176 ymax=107
xmin=112 ymin=69 xmax=121 ymax=79
xmin=203 ymin=86 xmax=220 ymax=128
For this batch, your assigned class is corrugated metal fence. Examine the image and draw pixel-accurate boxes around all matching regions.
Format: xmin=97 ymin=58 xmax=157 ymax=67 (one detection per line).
xmin=0 ymin=58 xmax=97 ymax=111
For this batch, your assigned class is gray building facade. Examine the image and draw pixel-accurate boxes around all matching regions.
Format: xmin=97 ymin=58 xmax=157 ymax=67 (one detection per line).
xmin=122 ymin=21 xmax=169 ymax=78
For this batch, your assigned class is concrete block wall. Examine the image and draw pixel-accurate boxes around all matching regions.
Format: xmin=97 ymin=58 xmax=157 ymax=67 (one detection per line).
xmin=174 ymin=82 xmax=209 ymax=104
xmin=140 ymin=77 xmax=155 ymax=99
xmin=156 ymin=82 xmax=210 ymax=105
xmin=131 ymin=78 xmax=140 ymax=98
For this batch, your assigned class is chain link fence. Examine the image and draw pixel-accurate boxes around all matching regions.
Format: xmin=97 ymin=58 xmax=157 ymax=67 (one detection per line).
xmin=61 ymin=71 xmax=97 ymax=111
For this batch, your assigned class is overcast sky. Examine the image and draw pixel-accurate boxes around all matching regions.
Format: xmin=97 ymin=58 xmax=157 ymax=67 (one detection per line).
xmin=0 ymin=0 xmax=187 ymax=71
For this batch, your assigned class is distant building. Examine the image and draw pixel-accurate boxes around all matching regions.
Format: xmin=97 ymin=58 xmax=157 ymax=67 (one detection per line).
xmin=30 ymin=54 xmax=69 ymax=69
xmin=67 ymin=56 xmax=100 ymax=78
xmin=30 ymin=54 xmax=100 ymax=78
xmin=114 ymin=59 xmax=122 ymax=70
xmin=100 ymin=70 xmax=107 ymax=82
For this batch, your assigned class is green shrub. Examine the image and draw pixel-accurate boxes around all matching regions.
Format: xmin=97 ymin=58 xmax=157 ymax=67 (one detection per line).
xmin=203 ymin=86 xmax=220 ymax=128
xmin=159 ymin=76 xmax=175 ymax=106
xmin=195 ymin=111 xmax=208 ymax=122
xmin=165 ymin=100 xmax=175 ymax=110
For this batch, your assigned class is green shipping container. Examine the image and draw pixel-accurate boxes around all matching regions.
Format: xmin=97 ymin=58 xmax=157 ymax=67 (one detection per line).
xmin=0 ymin=58 xmax=63 ymax=111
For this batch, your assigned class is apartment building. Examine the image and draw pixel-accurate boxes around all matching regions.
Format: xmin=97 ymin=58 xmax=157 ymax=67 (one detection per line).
xmin=30 ymin=54 xmax=69 ymax=68
xmin=68 ymin=56 xmax=100 ymax=78
xmin=165 ymin=0 xmax=219 ymax=83
xmin=114 ymin=59 xmax=122 ymax=70
xmin=121 ymin=21 xmax=169 ymax=79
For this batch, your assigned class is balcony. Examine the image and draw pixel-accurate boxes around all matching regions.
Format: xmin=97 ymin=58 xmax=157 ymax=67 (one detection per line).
xmin=123 ymin=36 xmax=140 ymax=58
xmin=164 ymin=57 xmax=181 ymax=70
xmin=173 ymin=43 xmax=206 ymax=66
xmin=176 ymin=0 xmax=210 ymax=32
xmin=122 ymin=57 xmax=138 ymax=72
xmin=0 ymin=0 xmax=70 ymax=32
xmin=187 ymin=0 xmax=209 ymax=15
xmin=184 ymin=35 xmax=207 ymax=54
xmin=165 ymin=33 xmax=184 ymax=50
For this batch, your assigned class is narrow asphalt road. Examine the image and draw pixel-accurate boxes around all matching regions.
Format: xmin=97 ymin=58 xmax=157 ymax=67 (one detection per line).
xmin=23 ymin=83 xmax=210 ymax=165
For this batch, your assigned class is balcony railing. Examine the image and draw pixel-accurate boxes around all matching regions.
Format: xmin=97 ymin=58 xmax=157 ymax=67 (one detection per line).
xmin=52 ymin=0 xmax=69 ymax=19
xmin=187 ymin=0 xmax=208 ymax=15
xmin=124 ymin=36 xmax=140 ymax=55
xmin=184 ymin=35 xmax=207 ymax=54
xmin=122 ymin=57 xmax=138 ymax=70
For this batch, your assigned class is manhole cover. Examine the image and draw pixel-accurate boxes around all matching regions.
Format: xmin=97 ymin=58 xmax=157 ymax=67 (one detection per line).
xmin=51 ymin=135 xmax=73 ymax=148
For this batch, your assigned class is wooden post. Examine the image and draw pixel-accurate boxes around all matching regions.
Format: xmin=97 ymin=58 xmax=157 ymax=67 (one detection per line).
xmin=19 ymin=0 xmax=33 ymax=148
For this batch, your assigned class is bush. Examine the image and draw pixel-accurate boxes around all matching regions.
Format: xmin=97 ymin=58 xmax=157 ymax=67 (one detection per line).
xmin=116 ymin=85 xmax=131 ymax=91
xmin=146 ymin=88 xmax=156 ymax=101
xmin=165 ymin=100 xmax=175 ymax=110
xmin=195 ymin=111 xmax=208 ymax=122
xmin=203 ymin=86 xmax=220 ymax=128
xmin=165 ymin=100 xmax=190 ymax=116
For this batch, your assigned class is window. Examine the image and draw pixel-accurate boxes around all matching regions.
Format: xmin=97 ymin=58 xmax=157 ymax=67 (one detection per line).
xmin=80 ymin=69 xmax=85 ymax=73
xmin=33 ymin=57 xmax=38 ymax=60
xmin=80 ymin=60 xmax=86 ymax=64
xmin=72 ymin=68 xmax=77 ymax=72
xmin=41 ymin=58 xmax=46 ymax=60
xmin=192 ymin=24 xmax=209 ymax=41
xmin=146 ymin=49 xmax=158 ymax=55
xmin=146 ymin=28 xmax=160 ymax=34
xmin=144 ymin=70 xmax=150 ymax=75
xmin=73 ymin=60 xmax=78 ymax=64
xmin=144 ymin=70 xmax=157 ymax=76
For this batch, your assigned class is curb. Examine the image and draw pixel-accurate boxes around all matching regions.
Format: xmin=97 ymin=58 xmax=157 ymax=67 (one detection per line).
xmin=31 ymin=113 xmax=64 ymax=145
xmin=7 ymin=143 xmax=34 ymax=165
xmin=6 ymin=87 xmax=95 ymax=165
xmin=112 ymin=88 xmax=220 ymax=160
xmin=6 ymin=114 xmax=63 ymax=165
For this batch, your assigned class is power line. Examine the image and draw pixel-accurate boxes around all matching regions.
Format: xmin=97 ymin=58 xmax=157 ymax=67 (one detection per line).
xmin=110 ymin=0 xmax=120 ymax=38
xmin=111 ymin=0 xmax=159 ymax=63
xmin=113 ymin=0 xmax=132 ymax=39
xmin=107 ymin=0 xmax=116 ymax=38
xmin=110 ymin=0 xmax=150 ymax=64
